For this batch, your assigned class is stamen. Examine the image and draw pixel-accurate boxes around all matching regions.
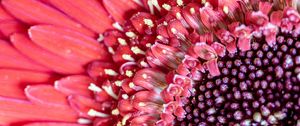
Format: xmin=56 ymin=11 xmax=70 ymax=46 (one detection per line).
xmin=177 ymin=0 xmax=184 ymax=6
xmin=129 ymin=82 xmax=135 ymax=88
xmin=131 ymin=46 xmax=146 ymax=55
xmin=111 ymin=108 xmax=120 ymax=115
xmin=190 ymin=8 xmax=195 ymax=14
xmin=102 ymin=85 xmax=118 ymax=99
xmin=144 ymin=18 xmax=154 ymax=27
xmin=122 ymin=114 xmax=131 ymax=125
xmin=104 ymin=69 xmax=118 ymax=76
xmin=108 ymin=47 xmax=115 ymax=54
xmin=223 ymin=6 xmax=229 ymax=14
xmin=125 ymin=32 xmax=136 ymax=38
xmin=122 ymin=94 xmax=129 ymax=99
xmin=146 ymin=43 xmax=152 ymax=47
xmin=140 ymin=60 xmax=149 ymax=67
xmin=87 ymin=109 xmax=110 ymax=117
xmin=125 ymin=70 xmax=134 ymax=77
xmin=77 ymin=118 xmax=92 ymax=124
xmin=122 ymin=54 xmax=135 ymax=61
xmin=115 ymin=80 xmax=123 ymax=87
xmin=162 ymin=4 xmax=171 ymax=11
xmin=118 ymin=38 xmax=127 ymax=45
xmin=112 ymin=22 xmax=124 ymax=31
xmin=88 ymin=83 xmax=102 ymax=92
xmin=176 ymin=12 xmax=182 ymax=19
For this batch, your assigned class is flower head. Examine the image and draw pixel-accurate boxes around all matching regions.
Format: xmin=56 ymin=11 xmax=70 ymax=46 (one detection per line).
xmin=0 ymin=0 xmax=300 ymax=126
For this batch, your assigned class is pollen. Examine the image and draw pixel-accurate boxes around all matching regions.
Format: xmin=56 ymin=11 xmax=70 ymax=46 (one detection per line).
xmin=114 ymin=80 xmax=123 ymax=87
xmin=162 ymin=4 xmax=171 ymax=11
xmin=131 ymin=46 xmax=145 ymax=55
xmin=125 ymin=32 xmax=136 ymax=38
xmin=125 ymin=70 xmax=133 ymax=77
xmin=177 ymin=0 xmax=184 ymax=6
xmin=129 ymin=82 xmax=135 ymax=88
xmin=112 ymin=22 xmax=124 ymax=31
xmin=111 ymin=108 xmax=120 ymax=115
xmin=117 ymin=38 xmax=127 ymax=45
xmin=88 ymin=83 xmax=102 ymax=92
xmin=87 ymin=109 xmax=109 ymax=117
xmin=104 ymin=69 xmax=118 ymax=76
xmin=144 ymin=18 xmax=154 ymax=27
xmin=122 ymin=54 xmax=135 ymax=61
xmin=223 ymin=6 xmax=229 ymax=14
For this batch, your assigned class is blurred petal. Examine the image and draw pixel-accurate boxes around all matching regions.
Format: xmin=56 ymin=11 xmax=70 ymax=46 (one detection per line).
xmin=1 ymin=0 xmax=94 ymax=37
xmin=24 ymin=122 xmax=85 ymax=126
xmin=29 ymin=25 xmax=110 ymax=64
xmin=47 ymin=0 xmax=113 ymax=33
xmin=10 ymin=33 xmax=85 ymax=74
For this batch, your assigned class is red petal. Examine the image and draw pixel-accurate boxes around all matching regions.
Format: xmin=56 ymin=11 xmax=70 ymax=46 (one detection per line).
xmin=47 ymin=0 xmax=113 ymax=33
xmin=54 ymin=75 xmax=93 ymax=97
xmin=130 ymin=12 xmax=156 ymax=35
xmin=133 ymin=68 xmax=166 ymax=91
xmin=29 ymin=25 xmax=110 ymax=64
xmin=0 ymin=96 xmax=78 ymax=125
xmin=211 ymin=42 xmax=226 ymax=57
xmin=0 ymin=5 xmax=13 ymax=20
xmin=103 ymin=0 xmax=142 ymax=23
xmin=237 ymin=37 xmax=251 ymax=51
xmin=206 ymin=59 xmax=220 ymax=77
xmin=10 ymin=33 xmax=85 ymax=74
xmin=270 ymin=11 xmax=283 ymax=26
xmin=0 ymin=20 xmax=26 ymax=37
xmin=1 ymin=0 xmax=94 ymax=37
xmin=259 ymin=2 xmax=272 ymax=15
xmin=193 ymin=42 xmax=217 ymax=60
xmin=0 ymin=40 xmax=51 ymax=72
xmin=24 ymin=122 xmax=84 ymax=126
xmin=68 ymin=95 xmax=102 ymax=118
xmin=25 ymin=85 xmax=68 ymax=107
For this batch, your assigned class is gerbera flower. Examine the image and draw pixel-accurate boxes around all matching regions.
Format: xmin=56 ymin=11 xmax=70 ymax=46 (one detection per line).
xmin=0 ymin=0 xmax=299 ymax=126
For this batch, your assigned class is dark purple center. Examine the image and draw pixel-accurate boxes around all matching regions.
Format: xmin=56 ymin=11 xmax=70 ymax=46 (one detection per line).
xmin=176 ymin=33 xmax=300 ymax=126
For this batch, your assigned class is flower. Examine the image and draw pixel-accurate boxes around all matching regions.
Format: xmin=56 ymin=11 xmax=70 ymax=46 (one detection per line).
xmin=0 ymin=0 xmax=300 ymax=126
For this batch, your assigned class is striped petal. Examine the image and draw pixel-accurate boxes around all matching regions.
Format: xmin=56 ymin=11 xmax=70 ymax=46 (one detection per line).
xmin=29 ymin=25 xmax=110 ymax=64
xmin=2 ymin=0 xmax=94 ymax=37
xmin=10 ymin=33 xmax=85 ymax=74
xmin=0 ymin=20 xmax=26 ymax=37
xmin=0 ymin=40 xmax=51 ymax=72
xmin=0 ymin=96 xmax=78 ymax=125
xmin=47 ymin=0 xmax=113 ymax=33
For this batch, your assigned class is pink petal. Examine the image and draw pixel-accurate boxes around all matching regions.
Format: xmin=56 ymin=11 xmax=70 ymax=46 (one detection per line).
xmin=29 ymin=25 xmax=110 ymax=64
xmin=103 ymin=0 xmax=142 ymax=23
xmin=259 ymin=2 xmax=272 ymax=15
xmin=0 ymin=5 xmax=13 ymax=20
xmin=1 ymin=0 xmax=94 ymax=37
xmin=25 ymin=85 xmax=68 ymax=107
xmin=47 ymin=0 xmax=113 ymax=33
xmin=0 ymin=20 xmax=26 ymax=37
xmin=193 ymin=42 xmax=217 ymax=60
xmin=54 ymin=75 xmax=93 ymax=97
xmin=0 ymin=40 xmax=51 ymax=72
xmin=237 ymin=37 xmax=251 ymax=51
xmin=10 ymin=33 xmax=85 ymax=74
xmin=68 ymin=95 xmax=102 ymax=118
xmin=0 ymin=96 xmax=78 ymax=125
xmin=24 ymin=122 xmax=84 ymax=126
xmin=211 ymin=42 xmax=226 ymax=57
xmin=270 ymin=11 xmax=283 ymax=26
xmin=206 ymin=59 xmax=220 ymax=77
xmin=130 ymin=12 xmax=156 ymax=35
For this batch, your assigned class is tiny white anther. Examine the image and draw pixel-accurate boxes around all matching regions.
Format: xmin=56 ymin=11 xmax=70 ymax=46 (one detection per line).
xmin=112 ymin=22 xmax=124 ymax=31
xmin=102 ymin=85 xmax=118 ymax=99
xmin=146 ymin=43 xmax=152 ymax=47
xmin=223 ymin=6 xmax=229 ymax=14
xmin=171 ymin=28 xmax=177 ymax=34
xmin=142 ymin=74 xmax=148 ymax=79
xmin=190 ymin=8 xmax=195 ymax=14
xmin=177 ymin=0 xmax=183 ymax=6
xmin=88 ymin=109 xmax=109 ymax=117
xmin=125 ymin=70 xmax=133 ymax=77
xmin=129 ymin=82 xmax=135 ymax=88
xmin=118 ymin=38 xmax=127 ymax=45
xmin=176 ymin=12 xmax=182 ymax=19
xmin=104 ymin=69 xmax=118 ymax=76
xmin=162 ymin=4 xmax=171 ymax=11
xmin=77 ymin=118 xmax=92 ymax=124
xmin=114 ymin=80 xmax=123 ymax=87
xmin=97 ymin=34 xmax=104 ymax=42
xmin=140 ymin=61 xmax=149 ymax=67
xmin=108 ymin=47 xmax=115 ymax=54
xmin=122 ymin=54 xmax=135 ymax=61
xmin=111 ymin=108 xmax=120 ymax=115
xmin=125 ymin=32 xmax=136 ymax=38
xmin=156 ymin=35 xmax=163 ymax=40
xmin=122 ymin=94 xmax=129 ymax=99
xmin=138 ymin=102 xmax=146 ymax=107
xmin=144 ymin=18 xmax=154 ymax=27
xmin=88 ymin=83 xmax=102 ymax=92
xmin=131 ymin=46 xmax=145 ymax=55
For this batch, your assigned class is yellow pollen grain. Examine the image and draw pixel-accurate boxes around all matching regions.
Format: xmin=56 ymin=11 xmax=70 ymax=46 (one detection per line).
xmin=117 ymin=38 xmax=127 ymax=45
xmin=104 ymin=69 xmax=118 ymax=76
xmin=146 ymin=43 xmax=152 ymax=47
xmin=122 ymin=54 xmax=135 ymax=61
xmin=125 ymin=70 xmax=133 ymax=77
xmin=125 ymin=32 xmax=136 ymax=38
xmin=177 ymin=0 xmax=183 ymax=6
xmin=143 ymin=18 xmax=154 ymax=27
xmin=162 ymin=3 xmax=171 ymax=11
xmin=129 ymin=82 xmax=135 ymax=88
xmin=176 ymin=12 xmax=182 ymax=19
xmin=190 ymin=8 xmax=195 ymax=14
xmin=111 ymin=108 xmax=120 ymax=115
xmin=131 ymin=46 xmax=145 ymax=55
xmin=223 ymin=6 xmax=229 ymax=14
xmin=88 ymin=83 xmax=102 ymax=92
xmin=114 ymin=80 xmax=122 ymax=87
xmin=108 ymin=47 xmax=115 ymax=54
xmin=87 ymin=109 xmax=109 ymax=117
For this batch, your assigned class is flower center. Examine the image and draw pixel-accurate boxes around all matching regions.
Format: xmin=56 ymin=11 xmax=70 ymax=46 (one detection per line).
xmin=176 ymin=33 xmax=300 ymax=125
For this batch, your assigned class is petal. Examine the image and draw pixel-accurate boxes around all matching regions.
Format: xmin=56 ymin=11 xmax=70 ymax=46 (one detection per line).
xmin=0 ymin=40 xmax=51 ymax=72
xmin=0 ymin=96 xmax=78 ymax=125
xmin=24 ymin=122 xmax=84 ymax=126
xmin=103 ymin=0 xmax=142 ymax=23
xmin=270 ymin=11 xmax=283 ymax=26
xmin=206 ymin=59 xmax=220 ymax=77
xmin=0 ymin=20 xmax=26 ymax=37
xmin=211 ymin=42 xmax=226 ymax=57
xmin=25 ymin=85 xmax=68 ymax=107
xmin=29 ymin=25 xmax=110 ymax=64
xmin=68 ymin=95 xmax=103 ymax=118
xmin=47 ymin=0 xmax=113 ymax=33
xmin=54 ymin=75 xmax=93 ymax=97
xmin=193 ymin=42 xmax=217 ymax=60
xmin=1 ymin=0 xmax=94 ymax=37
xmin=0 ymin=5 xmax=13 ymax=20
xmin=10 ymin=33 xmax=85 ymax=74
